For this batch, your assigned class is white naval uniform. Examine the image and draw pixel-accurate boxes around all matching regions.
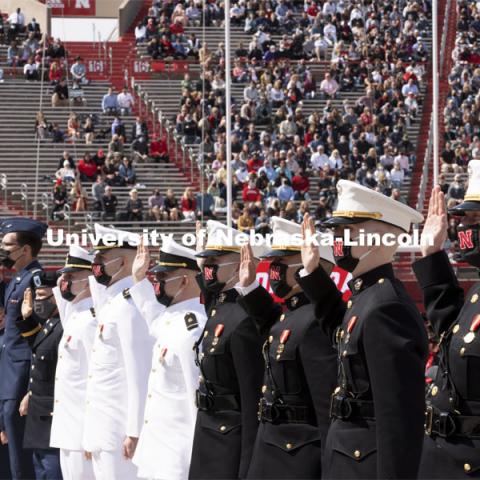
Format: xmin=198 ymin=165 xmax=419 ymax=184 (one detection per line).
xmin=50 ymin=288 xmax=97 ymax=480
xmin=83 ymin=276 xmax=153 ymax=480
xmin=130 ymin=279 xmax=207 ymax=480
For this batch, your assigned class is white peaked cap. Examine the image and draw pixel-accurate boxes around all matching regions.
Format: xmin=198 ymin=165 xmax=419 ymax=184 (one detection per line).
xmin=322 ymin=180 xmax=424 ymax=232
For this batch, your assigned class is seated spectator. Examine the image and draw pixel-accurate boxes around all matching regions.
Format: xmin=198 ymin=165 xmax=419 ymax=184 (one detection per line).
xmin=51 ymin=123 xmax=65 ymax=143
xmin=125 ymin=188 xmax=143 ymax=221
xmin=51 ymin=78 xmax=69 ymax=107
xmin=276 ymin=178 xmax=294 ymax=203
xmin=49 ymin=61 xmax=63 ymax=85
xmin=117 ymin=87 xmax=134 ymax=116
xmin=390 ymin=161 xmax=405 ymax=189
xmin=52 ymin=180 xmax=67 ymax=220
xmin=67 ymin=113 xmax=81 ymax=140
xmin=101 ymin=185 xmax=118 ymax=221
xmin=55 ymin=160 xmax=76 ymax=184
xmin=255 ymin=209 xmax=271 ymax=235
xmin=102 ymin=156 xmax=121 ymax=186
xmin=7 ymin=8 xmax=25 ymax=42
xmin=83 ymin=116 xmax=95 ymax=145
xmin=70 ymin=178 xmax=88 ymax=212
xmin=23 ymin=57 xmax=39 ymax=81
xmin=164 ymin=188 xmax=180 ymax=221
xmin=237 ymin=207 xmax=254 ymax=232
xmin=134 ymin=22 xmax=146 ymax=43
xmin=447 ymin=174 xmax=466 ymax=201
xmin=35 ymin=111 xmax=50 ymax=140
xmin=132 ymin=135 xmax=149 ymax=162
xmin=77 ymin=153 xmax=97 ymax=182
xmin=242 ymin=179 xmax=262 ymax=202
xmin=58 ymin=150 xmax=75 ymax=170
xmin=150 ymin=135 xmax=169 ymax=163
xmin=102 ymin=87 xmax=118 ymax=115
xmin=7 ymin=40 xmax=20 ymax=67
xmin=320 ymin=73 xmax=339 ymax=99
xmin=70 ymin=56 xmax=89 ymax=85
xmin=118 ymin=157 xmax=137 ymax=186
xmin=108 ymin=134 xmax=124 ymax=154
xmin=27 ymin=17 xmax=41 ymax=40
xmin=181 ymin=187 xmax=197 ymax=221
xmin=196 ymin=192 xmax=216 ymax=219
xmin=148 ymin=189 xmax=167 ymax=221
xmin=292 ymin=168 xmax=310 ymax=200
xmin=111 ymin=116 xmax=126 ymax=140
xmin=131 ymin=116 xmax=148 ymax=142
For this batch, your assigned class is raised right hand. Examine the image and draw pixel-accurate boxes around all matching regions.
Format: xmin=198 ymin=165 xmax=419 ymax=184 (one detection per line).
xmin=239 ymin=244 xmax=257 ymax=287
xmin=301 ymin=213 xmax=320 ymax=274
xmin=420 ymin=186 xmax=448 ymax=257
xmin=132 ymin=238 xmax=150 ymax=284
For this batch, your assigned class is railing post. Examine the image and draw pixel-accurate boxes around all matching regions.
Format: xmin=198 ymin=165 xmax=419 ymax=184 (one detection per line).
xmin=98 ymin=32 xmax=101 ymax=58
xmin=109 ymin=47 xmax=113 ymax=79
xmin=0 ymin=174 xmax=7 ymax=207
xmin=151 ymin=101 xmax=156 ymax=133
xmin=64 ymin=204 xmax=71 ymax=233
xmin=20 ymin=183 xmax=28 ymax=216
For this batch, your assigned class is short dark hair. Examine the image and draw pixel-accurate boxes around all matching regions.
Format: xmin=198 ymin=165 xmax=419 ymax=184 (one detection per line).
xmin=16 ymin=232 xmax=42 ymax=257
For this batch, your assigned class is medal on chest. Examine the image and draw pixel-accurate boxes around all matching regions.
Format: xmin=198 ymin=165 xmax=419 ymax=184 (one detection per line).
xmin=464 ymin=314 xmax=480 ymax=344
xmin=276 ymin=329 xmax=291 ymax=359
xmin=212 ymin=324 xmax=224 ymax=346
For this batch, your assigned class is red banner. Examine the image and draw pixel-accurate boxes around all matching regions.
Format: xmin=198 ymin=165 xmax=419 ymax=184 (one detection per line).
xmin=43 ymin=0 xmax=96 ymax=16
xmin=255 ymin=260 xmax=352 ymax=303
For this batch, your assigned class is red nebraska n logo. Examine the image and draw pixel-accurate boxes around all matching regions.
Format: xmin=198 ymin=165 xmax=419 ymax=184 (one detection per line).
xmin=269 ymin=266 xmax=281 ymax=281
xmin=60 ymin=280 xmax=68 ymax=292
xmin=333 ymin=239 xmax=344 ymax=257
xmin=459 ymin=230 xmax=474 ymax=250
xmin=204 ymin=267 xmax=214 ymax=281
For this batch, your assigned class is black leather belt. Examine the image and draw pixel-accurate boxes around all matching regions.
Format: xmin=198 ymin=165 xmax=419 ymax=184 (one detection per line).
xmin=425 ymin=405 xmax=480 ymax=438
xmin=195 ymin=390 xmax=240 ymax=412
xmin=329 ymin=394 xmax=375 ymax=421
xmin=258 ymin=398 xmax=314 ymax=424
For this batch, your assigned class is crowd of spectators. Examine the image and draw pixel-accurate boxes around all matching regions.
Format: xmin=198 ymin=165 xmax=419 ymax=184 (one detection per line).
xmin=157 ymin=0 xmax=430 ymax=229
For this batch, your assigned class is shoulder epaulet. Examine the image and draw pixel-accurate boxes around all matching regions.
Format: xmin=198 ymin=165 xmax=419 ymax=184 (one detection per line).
xmin=122 ymin=288 xmax=131 ymax=299
xmin=90 ymin=307 xmax=96 ymax=318
xmin=185 ymin=312 xmax=199 ymax=331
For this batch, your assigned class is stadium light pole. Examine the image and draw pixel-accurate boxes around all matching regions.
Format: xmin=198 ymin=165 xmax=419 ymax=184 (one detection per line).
xmin=432 ymin=0 xmax=439 ymax=186
xmin=225 ymin=0 xmax=233 ymax=228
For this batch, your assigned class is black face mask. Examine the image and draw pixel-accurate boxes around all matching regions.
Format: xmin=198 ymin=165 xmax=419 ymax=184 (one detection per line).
xmin=332 ymin=237 xmax=359 ymax=272
xmin=153 ymin=279 xmax=173 ymax=307
xmin=268 ymin=262 xmax=292 ymax=298
xmin=202 ymin=264 xmax=225 ymax=294
xmin=92 ymin=263 xmax=111 ymax=286
xmin=33 ymin=295 xmax=56 ymax=322
xmin=0 ymin=247 xmax=20 ymax=269
xmin=457 ymin=224 xmax=480 ymax=268
xmin=59 ymin=278 xmax=76 ymax=302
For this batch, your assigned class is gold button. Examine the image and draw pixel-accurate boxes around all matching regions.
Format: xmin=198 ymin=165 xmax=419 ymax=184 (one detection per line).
xmin=55 ymin=377 xmax=58 ymax=381
xmin=152 ymin=368 xmax=156 ymax=373
xmin=378 ymin=278 xmax=384 ymax=284
xmin=276 ymin=354 xmax=281 ymax=360
xmin=460 ymin=347 xmax=466 ymax=356
xmin=92 ymin=349 xmax=95 ymax=353
xmin=286 ymin=443 xmax=293 ymax=450
xmin=334 ymin=386 xmax=341 ymax=394
xmin=268 ymin=335 xmax=273 ymax=343
xmin=203 ymin=331 xmax=209 ymax=338
xmin=88 ymin=375 xmax=92 ymax=379
xmin=431 ymin=386 xmax=438 ymax=396
xmin=210 ymin=348 xmax=215 ymax=353
xmin=453 ymin=324 xmax=460 ymax=334
xmin=220 ymin=425 xmax=226 ymax=432
xmin=347 ymin=300 xmax=352 ymax=309
xmin=148 ymin=394 xmax=152 ymax=399
xmin=31 ymin=365 xmax=35 ymax=370
xmin=30 ymin=378 xmax=33 ymax=383
xmin=211 ymin=309 xmax=216 ymax=317
xmin=145 ymin=420 xmax=148 ymax=424
xmin=471 ymin=294 xmax=478 ymax=304
xmin=342 ymin=350 xmax=347 ymax=357
xmin=262 ymin=385 xmax=267 ymax=393
xmin=41 ymin=356 xmax=45 ymax=360
xmin=354 ymin=450 xmax=361 ymax=459
xmin=55 ymin=399 xmax=59 ymax=403
xmin=280 ymin=314 xmax=285 ymax=322
xmin=464 ymin=463 xmax=472 ymax=473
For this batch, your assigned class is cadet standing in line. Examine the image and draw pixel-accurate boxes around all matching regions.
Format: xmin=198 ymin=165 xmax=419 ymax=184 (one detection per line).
xmin=234 ymin=217 xmax=337 ymax=479
xmin=0 ymin=217 xmax=46 ymax=480
xmin=297 ymin=180 xmax=428 ymax=479
xmin=189 ymin=220 xmax=265 ymax=480
xmin=129 ymin=238 xmax=207 ymax=480
xmin=17 ymin=270 xmax=63 ymax=479
xmin=83 ymin=224 xmax=152 ymax=480
xmin=413 ymin=163 xmax=480 ymax=478
xmin=50 ymin=245 xmax=96 ymax=480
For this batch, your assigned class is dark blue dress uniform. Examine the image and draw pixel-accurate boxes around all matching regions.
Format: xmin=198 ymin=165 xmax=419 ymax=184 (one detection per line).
xmin=413 ymin=250 xmax=480 ymax=478
xmin=0 ymin=261 xmax=42 ymax=480
xmin=16 ymin=296 xmax=63 ymax=479
xmin=237 ymin=285 xmax=337 ymax=479
xmin=298 ymin=263 xmax=428 ymax=479
xmin=189 ymin=287 xmax=265 ymax=480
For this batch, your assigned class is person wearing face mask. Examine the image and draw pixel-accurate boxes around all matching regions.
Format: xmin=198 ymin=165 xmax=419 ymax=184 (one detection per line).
xmin=189 ymin=220 xmax=266 ymax=480
xmin=0 ymin=217 xmax=47 ymax=480
xmin=127 ymin=238 xmax=206 ymax=480
xmin=234 ymin=217 xmax=337 ymax=479
xmin=49 ymin=245 xmax=96 ymax=480
xmin=16 ymin=270 xmax=63 ymax=480
xmin=83 ymin=224 xmax=152 ymax=480
xmin=412 ymin=161 xmax=480 ymax=478
xmin=297 ymin=180 xmax=428 ymax=480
